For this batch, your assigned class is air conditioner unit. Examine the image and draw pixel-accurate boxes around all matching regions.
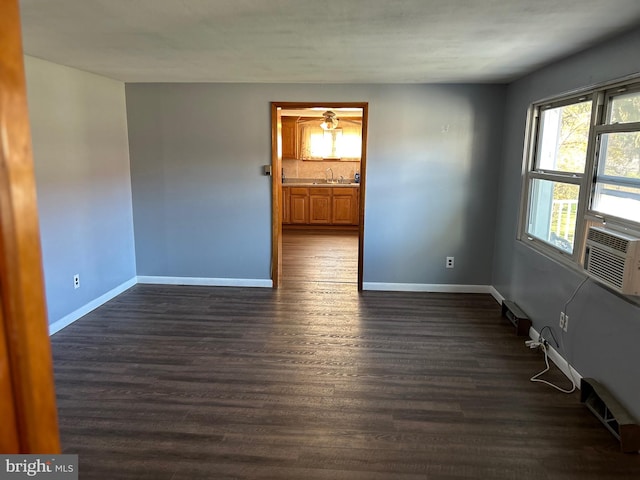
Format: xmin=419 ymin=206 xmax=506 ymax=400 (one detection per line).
xmin=583 ymin=227 xmax=640 ymax=296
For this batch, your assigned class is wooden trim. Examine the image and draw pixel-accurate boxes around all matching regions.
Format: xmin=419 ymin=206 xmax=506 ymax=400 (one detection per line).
xmin=358 ymin=103 xmax=368 ymax=291
xmin=270 ymin=104 xmax=283 ymax=288
xmin=0 ymin=303 xmax=20 ymax=452
xmin=271 ymin=102 xmax=368 ymax=290
xmin=0 ymin=0 xmax=60 ymax=453
xmin=275 ymin=102 xmax=367 ymax=110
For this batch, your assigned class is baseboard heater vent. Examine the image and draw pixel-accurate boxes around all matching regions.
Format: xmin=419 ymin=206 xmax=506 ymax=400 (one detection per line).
xmin=500 ymin=300 xmax=531 ymax=336
xmin=580 ymin=378 xmax=640 ymax=453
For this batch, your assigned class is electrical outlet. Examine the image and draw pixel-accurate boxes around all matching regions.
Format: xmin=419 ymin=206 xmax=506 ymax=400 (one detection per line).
xmin=563 ymin=314 xmax=569 ymax=332
xmin=446 ymin=256 xmax=454 ymax=269
xmin=74 ymin=274 xmax=80 ymax=289
xmin=559 ymin=312 xmax=565 ymax=329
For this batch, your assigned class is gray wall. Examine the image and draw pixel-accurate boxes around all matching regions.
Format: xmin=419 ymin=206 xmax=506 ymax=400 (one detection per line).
xmin=493 ymin=29 xmax=640 ymax=419
xmin=25 ymin=56 xmax=137 ymax=325
xmin=125 ymin=83 xmax=506 ymax=285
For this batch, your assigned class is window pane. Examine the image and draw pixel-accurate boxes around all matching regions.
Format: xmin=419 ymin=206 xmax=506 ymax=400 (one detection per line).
xmin=592 ymin=183 xmax=640 ymax=223
xmin=598 ymin=132 xmax=640 ymax=178
xmin=309 ymin=131 xmax=328 ymax=157
xmin=608 ymin=91 xmax=640 ymax=124
xmin=335 ymin=125 xmax=362 ymax=159
xmin=303 ymin=126 xmax=362 ymax=159
xmin=536 ymin=101 xmax=592 ymax=173
xmin=527 ymin=179 xmax=580 ymax=253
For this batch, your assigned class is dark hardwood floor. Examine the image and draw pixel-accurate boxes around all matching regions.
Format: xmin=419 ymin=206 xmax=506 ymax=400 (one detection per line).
xmin=50 ymin=231 xmax=639 ymax=479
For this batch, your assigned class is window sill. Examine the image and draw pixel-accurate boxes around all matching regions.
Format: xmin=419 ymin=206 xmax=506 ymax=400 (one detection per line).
xmin=517 ymin=236 xmax=585 ymax=275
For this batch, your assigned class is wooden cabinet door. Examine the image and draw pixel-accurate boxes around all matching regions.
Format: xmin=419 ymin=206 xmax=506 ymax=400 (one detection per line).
xmin=282 ymin=187 xmax=290 ymax=224
xmin=309 ymin=188 xmax=331 ymax=224
xmin=289 ymin=187 xmax=309 ymax=224
xmin=281 ymin=117 xmax=297 ymax=159
xmin=332 ymin=188 xmax=359 ymax=225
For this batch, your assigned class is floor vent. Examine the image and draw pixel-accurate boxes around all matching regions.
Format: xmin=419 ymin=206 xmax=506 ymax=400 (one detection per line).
xmin=581 ymin=378 xmax=640 ymax=453
xmin=500 ymin=300 xmax=531 ymax=336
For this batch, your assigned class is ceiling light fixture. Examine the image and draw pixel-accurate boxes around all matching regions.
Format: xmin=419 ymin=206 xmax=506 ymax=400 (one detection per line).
xmin=320 ymin=110 xmax=339 ymax=130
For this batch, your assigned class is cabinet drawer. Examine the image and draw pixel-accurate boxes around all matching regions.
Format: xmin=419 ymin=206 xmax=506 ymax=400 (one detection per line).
xmin=309 ymin=187 xmax=331 ymax=195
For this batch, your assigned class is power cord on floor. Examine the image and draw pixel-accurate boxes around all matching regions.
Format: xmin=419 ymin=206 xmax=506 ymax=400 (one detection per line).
xmin=527 ymin=278 xmax=590 ymax=394
xmin=528 ymin=341 xmax=576 ymax=394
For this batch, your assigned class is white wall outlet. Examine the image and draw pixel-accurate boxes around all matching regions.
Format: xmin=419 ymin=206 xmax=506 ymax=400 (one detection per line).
xmin=563 ymin=314 xmax=569 ymax=332
xmin=446 ymin=256 xmax=454 ymax=269
xmin=74 ymin=274 xmax=80 ymax=289
xmin=559 ymin=312 xmax=565 ymax=329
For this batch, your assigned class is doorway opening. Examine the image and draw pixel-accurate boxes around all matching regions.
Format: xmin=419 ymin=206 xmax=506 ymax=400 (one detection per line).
xmin=270 ymin=102 xmax=368 ymax=290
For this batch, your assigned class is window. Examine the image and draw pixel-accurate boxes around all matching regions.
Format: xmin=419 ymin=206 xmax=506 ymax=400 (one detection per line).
xmin=522 ymin=98 xmax=593 ymax=256
xmin=520 ymin=78 xmax=640 ymax=265
xmin=299 ymin=121 xmax=362 ymax=160
xmin=591 ymin=89 xmax=640 ymax=224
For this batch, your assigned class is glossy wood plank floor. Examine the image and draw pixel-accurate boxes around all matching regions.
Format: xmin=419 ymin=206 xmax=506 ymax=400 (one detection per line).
xmin=282 ymin=227 xmax=358 ymax=286
xmin=50 ymin=232 xmax=639 ymax=479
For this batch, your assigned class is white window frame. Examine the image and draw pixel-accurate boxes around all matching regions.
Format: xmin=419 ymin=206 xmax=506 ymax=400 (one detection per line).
xmin=519 ymin=76 xmax=640 ymax=269
xmin=588 ymin=85 xmax=640 ymax=227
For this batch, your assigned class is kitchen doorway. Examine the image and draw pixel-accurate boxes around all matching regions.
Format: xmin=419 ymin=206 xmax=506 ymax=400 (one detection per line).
xmin=270 ymin=102 xmax=368 ymax=289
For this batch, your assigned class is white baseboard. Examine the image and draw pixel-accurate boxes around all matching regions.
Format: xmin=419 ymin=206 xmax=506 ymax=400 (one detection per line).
xmin=362 ymin=283 xmax=493 ymax=294
xmin=136 ymin=276 xmax=273 ymax=288
xmin=489 ymin=286 xmax=504 ymax=304
xmin=529 ymin=326 xmax=583 ymax=389
xmin=49 ymin=275 xmax=271 ymax=335
xmin=48 ymin=277 xmax=137 ymax=335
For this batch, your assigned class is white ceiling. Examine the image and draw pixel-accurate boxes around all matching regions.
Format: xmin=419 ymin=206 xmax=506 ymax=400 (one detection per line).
xmin=18 ymin=0 xmax=640 ymax=84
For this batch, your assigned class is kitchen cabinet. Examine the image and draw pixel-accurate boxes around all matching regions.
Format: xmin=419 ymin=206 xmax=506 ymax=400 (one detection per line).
xmin=332 ymin=188 xmax=359 ymax=225
xmin=289 ymin=187 xmax=309 ymax=224
xmin=282 ymin=186 xmax=359 ymax=226
xmin=309 ymin=188 xmax=331 ymax=224
xmin=281 ymin=117 xmax=297 ymax=159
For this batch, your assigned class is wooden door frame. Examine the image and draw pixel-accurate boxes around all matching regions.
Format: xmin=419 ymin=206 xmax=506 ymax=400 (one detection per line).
xmin=0 ymin=0 xmax=60 ymax=453
xmin=270 ymin=102 xmax=368 ymax=290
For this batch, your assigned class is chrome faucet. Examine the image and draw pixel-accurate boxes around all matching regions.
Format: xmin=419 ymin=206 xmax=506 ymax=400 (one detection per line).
xmin=325 ymin=167 xmax=334 ymax=183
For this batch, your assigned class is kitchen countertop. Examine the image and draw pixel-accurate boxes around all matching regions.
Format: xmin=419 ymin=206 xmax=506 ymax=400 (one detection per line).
xmin=283 ymin=178 xmax=360 ymax=187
